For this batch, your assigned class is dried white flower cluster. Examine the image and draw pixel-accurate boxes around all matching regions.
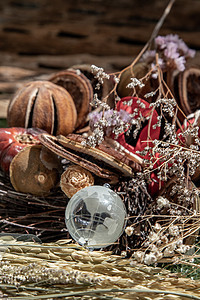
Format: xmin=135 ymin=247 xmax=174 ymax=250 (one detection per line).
xmin=91 ymin=64 xmax=110 ymax=89
xmin=150 ymin=141 xmax=200 ymax=197
xmin=133 ymin=220 xmax=191 ymax=265
xmin=125 ymin=226 xmax=134 ymax=236
xmin=145 ymin=90 xmax=157 ymax=98
xmin=150 ymin=98 xmax=177 ymax=118
xmin=87 ymin=39 xmax=199 ymax=263
xmin=156 ymin=196 xmax=170 ymax=209
xmin=90 ymin=93 xmax=111 ymax=110
xmin=127 ymin=77 xmax=145 ymax=89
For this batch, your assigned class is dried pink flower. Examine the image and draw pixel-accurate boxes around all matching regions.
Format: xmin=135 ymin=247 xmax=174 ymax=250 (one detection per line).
xmin=141 ymin=34 xmax=195 ymax=73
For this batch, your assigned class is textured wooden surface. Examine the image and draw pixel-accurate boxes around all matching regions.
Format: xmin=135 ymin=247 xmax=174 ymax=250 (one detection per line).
xmin=0 ymin=0 xmax=199 ymax=118
xmin=0 ymin=0 xmax=200 ymax=56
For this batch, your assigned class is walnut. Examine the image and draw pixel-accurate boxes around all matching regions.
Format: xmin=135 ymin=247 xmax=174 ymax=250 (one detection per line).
xmin=60 ymin=165 xmax=94 ymax=198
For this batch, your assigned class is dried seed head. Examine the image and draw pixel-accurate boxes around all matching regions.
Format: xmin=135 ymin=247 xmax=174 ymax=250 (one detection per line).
xmin=125 ymin=226 xmax=134 ymax=236
xmin=60 ymin=165 xmax=94 ymax=198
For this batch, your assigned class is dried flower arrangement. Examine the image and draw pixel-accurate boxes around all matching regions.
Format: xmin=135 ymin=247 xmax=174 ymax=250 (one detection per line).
xmin=0 ymin=0 xmax=200 ymax=273
xmin=82 ymin=35 xmax=200 ymax=264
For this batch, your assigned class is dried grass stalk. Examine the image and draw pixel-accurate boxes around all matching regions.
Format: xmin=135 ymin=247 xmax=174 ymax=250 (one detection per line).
xmin=0 ymin=237 xmax=200 ymax=299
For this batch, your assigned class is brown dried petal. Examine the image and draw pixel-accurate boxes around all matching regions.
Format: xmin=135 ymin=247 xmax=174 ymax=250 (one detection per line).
xmin=60 ymin=165 xmax=94 ymax=198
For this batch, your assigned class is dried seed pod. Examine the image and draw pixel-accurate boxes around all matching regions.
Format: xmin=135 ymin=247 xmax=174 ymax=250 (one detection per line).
xmin=39 ymin=132 xmax=142 ymax=184
xmin=117 ymin=62 xmax=157 ymax=100
xmin=7 ymin=81 xmax=77 ymax=136
xmin=60 ymin=165 xmax=94 ymax=198
xmin=49 ymin=69 xmax=93 ymax=129
xmin=9 ymin=144 xmax=60 ymax=195
xmin=176 ymin=67 xmax=200 ymax=116
xmin=180 ymin=110 xmax=200 ymax=182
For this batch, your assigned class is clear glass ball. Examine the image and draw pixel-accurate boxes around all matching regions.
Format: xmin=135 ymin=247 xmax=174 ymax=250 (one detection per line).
xmin=65 ymin=185 xmax=127 ymax=249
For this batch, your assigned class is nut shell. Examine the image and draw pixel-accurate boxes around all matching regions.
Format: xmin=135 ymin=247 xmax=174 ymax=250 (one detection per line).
xmin=49 ymin=69 xmax=93 ymax=129
xmin=117 ymin=62 xmax=157 ymax=100
xmin=7 ymin=81 xmax=77 ymax=136
xmin=178 ymin=67 xmax=200 ymax=115
xmin=9 ymin=144 xmax=60 ymax=195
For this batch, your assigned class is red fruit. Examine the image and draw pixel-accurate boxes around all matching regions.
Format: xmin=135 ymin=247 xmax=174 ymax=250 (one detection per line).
xmin=0 ymin=127 xmax=44 ymax=173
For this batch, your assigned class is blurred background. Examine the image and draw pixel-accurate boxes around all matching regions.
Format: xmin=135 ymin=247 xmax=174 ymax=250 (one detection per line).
xmin=0 ymin=0 xmax=199 ymax=121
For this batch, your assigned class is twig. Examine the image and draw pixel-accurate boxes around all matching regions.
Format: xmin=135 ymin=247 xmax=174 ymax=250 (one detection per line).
xmin=124 ymin=0 xmax=176 ymax=72
xmin=0 ymin=219 xmax=64 ymax=232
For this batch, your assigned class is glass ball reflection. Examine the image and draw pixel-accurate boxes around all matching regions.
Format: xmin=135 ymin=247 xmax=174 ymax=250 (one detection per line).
xmin=65 ymin=185 xmax=127 ymax=249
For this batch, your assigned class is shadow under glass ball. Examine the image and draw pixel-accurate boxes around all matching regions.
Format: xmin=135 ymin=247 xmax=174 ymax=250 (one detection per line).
xmin=65 ymin=185 xmax=127 ymax=249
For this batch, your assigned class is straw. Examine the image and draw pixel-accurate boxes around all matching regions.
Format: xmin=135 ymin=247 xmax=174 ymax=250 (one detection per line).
xmin=0 ymin=237 xmax=200 ymax=299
